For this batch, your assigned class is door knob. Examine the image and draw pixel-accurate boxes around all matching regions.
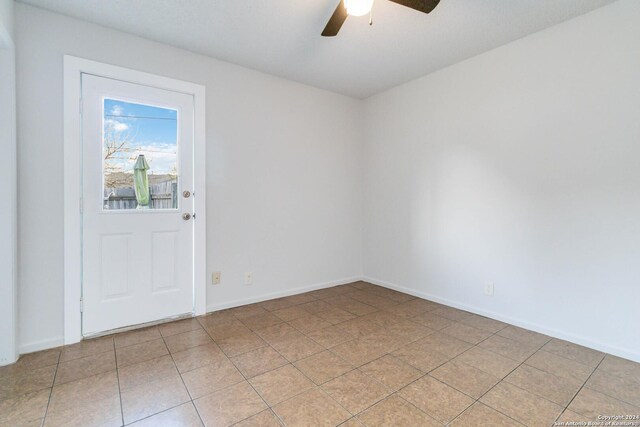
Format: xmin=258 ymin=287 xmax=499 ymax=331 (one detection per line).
xmin=182 ymin=213 xmax=192 ymax=221
xmin=183 ymin=190 xmax=191 ymax=198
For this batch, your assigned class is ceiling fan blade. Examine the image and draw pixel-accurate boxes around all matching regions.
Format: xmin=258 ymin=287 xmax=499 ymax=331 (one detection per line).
xmin=387 ymin=0 xmax=440 ymax=14
xmin=322 ymin=0 xmax=348 ymax=37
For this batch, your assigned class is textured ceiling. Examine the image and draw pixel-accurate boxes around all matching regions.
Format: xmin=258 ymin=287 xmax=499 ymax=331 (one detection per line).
xmin=18 ymin=0 xmax=617 ymax=98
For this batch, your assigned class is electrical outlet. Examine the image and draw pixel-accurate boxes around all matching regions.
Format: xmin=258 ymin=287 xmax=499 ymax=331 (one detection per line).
xmin=484 ymin=281 xmax=494 ymax=296
xmin=212 ymin=271 xmax=221 ymax=285
xmin=244 ymin=272 xmax=253 ymax=285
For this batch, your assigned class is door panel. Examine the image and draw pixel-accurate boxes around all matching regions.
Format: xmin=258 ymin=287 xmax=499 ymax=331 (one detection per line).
xmin=100 ymin=233 xmax=131 ymax=299
xmin=151 ymin=231 xmax=180 ymax=292
xmin=81 ymin=74 xmax=195 ymax=336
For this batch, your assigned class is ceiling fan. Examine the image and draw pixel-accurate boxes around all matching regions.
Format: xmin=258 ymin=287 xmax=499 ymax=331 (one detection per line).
xmin=322 ymin=0 xmax=440 ymax=36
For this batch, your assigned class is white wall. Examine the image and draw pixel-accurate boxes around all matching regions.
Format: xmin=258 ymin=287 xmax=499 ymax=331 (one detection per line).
xmin=0 ymin=0 xmax=12 ymax=41
xmin=0 ymin=0 xmax=18 ymax=366
xmin=15 ymin=3 xmax=363 ymax=353
xmin=13 ymin=0 xmax=640 ymax=363
xmin=363 ymin=0 xmax=640 ymax=362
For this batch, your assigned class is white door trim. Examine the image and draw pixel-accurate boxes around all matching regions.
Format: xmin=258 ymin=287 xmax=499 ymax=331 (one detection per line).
xmin=63 ymin=55 xmax=206 ymax=345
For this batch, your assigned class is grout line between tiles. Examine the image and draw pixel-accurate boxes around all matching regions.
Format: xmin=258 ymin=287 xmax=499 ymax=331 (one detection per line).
xmin=298 ymin=320 xmax=443 ymax=421
xmin=39 ymin=350 xmax=61 ymax=427
xmin=160 ymin=329 xmax=207 ymax=427
xmin=112 ymin=338 xmax=125 ymax=426
xmin=225 ymin=290 xmax=396 ymax=422
xmin=120 ymin=401 xmax=195 ymax=426
xmin=17 ymin=283 xmax=637 ymax=427
xmin=555 ymin=356 xmax=606 ymax=424
xmin=463 ymin=334 xmax=569 ymax=426
xmin=199 ymin=315 xmax=277 ymax=426
xmin=417 ymin=320 xmax=534 ymax=426
xmin=532 ymin=347 xmax=602 ymax=372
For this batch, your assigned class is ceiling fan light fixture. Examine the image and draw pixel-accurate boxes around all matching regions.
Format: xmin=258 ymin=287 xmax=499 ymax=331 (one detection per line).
xmin=344 ymin=0 xmax=374 ymax=17
xmin=322 ymin=0 xmax=439 ymax=37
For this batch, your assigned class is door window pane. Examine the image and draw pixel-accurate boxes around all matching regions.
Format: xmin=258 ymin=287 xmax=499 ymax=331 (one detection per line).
xmin=103 ymin=99 xmax=178 ymax=210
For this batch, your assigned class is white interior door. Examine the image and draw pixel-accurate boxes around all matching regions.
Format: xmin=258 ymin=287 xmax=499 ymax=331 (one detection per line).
xmin=81 ymin=74 xmax=195 ymax=336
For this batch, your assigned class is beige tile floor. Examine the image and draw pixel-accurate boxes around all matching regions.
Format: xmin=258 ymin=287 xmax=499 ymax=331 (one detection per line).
xmin=1 ymin=281 xmax=639 ymax=426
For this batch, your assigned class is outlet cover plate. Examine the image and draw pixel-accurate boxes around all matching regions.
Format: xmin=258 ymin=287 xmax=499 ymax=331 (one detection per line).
xmin=212 ymin=271 xmax=221 ymax=285
xmin=484 ymin=281 xmax=494 ymax=296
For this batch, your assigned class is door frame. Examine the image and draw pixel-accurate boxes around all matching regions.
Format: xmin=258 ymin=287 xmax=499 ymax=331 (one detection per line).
xmin=63 ymin=55 xmax=207 ymax=345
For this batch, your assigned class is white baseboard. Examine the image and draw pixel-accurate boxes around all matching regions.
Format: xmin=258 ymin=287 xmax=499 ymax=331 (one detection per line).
xmin=12 ymin=277 xmax=361 ymax=359
xmin=17 ymin=275 xmax=637 ymax=364
xmin=18 ymin=336 xmax=64 ymax=356
xmin=0 ymin=355 xmax=19 ymax=367
xmin=206 ymin=276 xmax=362 ymax=313
xmin=363 ymin=276 xmax=640 ymax=363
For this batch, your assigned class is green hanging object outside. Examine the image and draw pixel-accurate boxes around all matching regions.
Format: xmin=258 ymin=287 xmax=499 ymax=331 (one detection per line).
xmin=133 ymin=154 xmax=150 ymax=207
